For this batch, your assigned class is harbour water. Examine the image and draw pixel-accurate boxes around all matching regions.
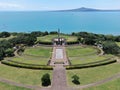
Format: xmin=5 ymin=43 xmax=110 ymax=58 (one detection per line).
xmin=0 ymin=11 xmax=120 ymax=35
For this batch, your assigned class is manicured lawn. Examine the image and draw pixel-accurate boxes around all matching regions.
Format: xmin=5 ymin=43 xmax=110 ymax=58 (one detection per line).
xmin=0 ymin=82 xmax=31 ymax=90
xmin=66 ymin=46 xmax=98 ymax=57
xmin=24 ymin=46 xmax=52 ymax=57
xmin=67 ymin=63 xmax=120 ymax=86
xmin=5 ymin=46 xmax=52 ymax=65
xmin=0 ymin=64 xmax=52 ymax=86
xmin=6 ymin=56 xmax=49 ymax=65
xmin=83 ymin=78 xmax=120 ymax=90
xmin=69 ymin=54 xmax=113 ymax=65
xmin=66 ymin=46 xmax=113 ymax=65
xmin=37 ymin=34 xmax=77 ymax=42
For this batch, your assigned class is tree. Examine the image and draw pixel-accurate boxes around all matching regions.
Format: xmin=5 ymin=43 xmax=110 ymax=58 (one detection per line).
xmin=41 ymin=73 xmax=51 ymax=86
xmin=0 ymin=32 xmax=10 ymax=38
xmin=102 ymin=41 xmax=120 ymax=54
xmin=72 ymin=75 xmax=80 ymax=85
xmin=5 ymin=48 xmax=14 ymax=57
xmin=0 ymin=47 xmax=4 ymax=60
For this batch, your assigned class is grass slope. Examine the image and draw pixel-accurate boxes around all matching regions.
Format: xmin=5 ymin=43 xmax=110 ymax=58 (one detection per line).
xmin=67 ymin=63 xmax=120 ymax=86
xmin=5 ymin=46 xmax=52 ymax=65
xmin=0 ymin=64 xmax=52 ymax=86
xmin=0 ymin=82 xmax=30 ymax=90
xmin=66 ymin=46 xmax=114 ymax=65
xmin=37 ymin=34 xmax=77 ymax=42
xmin=83 ymin=78 xmax=120 ymax=90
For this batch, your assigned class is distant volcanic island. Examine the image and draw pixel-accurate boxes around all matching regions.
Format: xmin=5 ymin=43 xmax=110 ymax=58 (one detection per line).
xmin=55 ymin=7 xmax=120 ymax=12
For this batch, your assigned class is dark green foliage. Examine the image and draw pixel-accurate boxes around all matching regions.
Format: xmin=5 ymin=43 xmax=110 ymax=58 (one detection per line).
xmin=115 ymin=36 xmax=120 ymax=42
xmin=72 ymin=75 xmax=80 ymax=85
xmin=49 ymin=31 xmax=58 ymax=34
xmin=0 ymin=32 xmax=10 ymax=38
xmin=38 ymin=41 xmax=52 ymax=45
xmin=9 ymin=34 xmax=37 ymax=46
xmin=67 ymin=41 xmax=79 ymax=45
xmin=102 ymin=41 xmax=120 ymax=54
xmin=5 ymin=48 xmax=14 ymax=57
xmin=41 ymin=73 xmax=51 ymax=86
xmin=0 ymin=40 xmax=14 ymax=60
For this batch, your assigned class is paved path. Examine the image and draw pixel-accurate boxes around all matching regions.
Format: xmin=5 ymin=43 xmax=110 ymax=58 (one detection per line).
xmin=50 ymin=46 xmax=69 ymax=66
xmin=51 ymin=64 xmax=67 ymax=90
xmin=49 ymin=45 xmax=70 ymax=90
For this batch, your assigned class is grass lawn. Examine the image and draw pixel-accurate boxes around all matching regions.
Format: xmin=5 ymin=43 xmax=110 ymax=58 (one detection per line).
xmin=0 ymin=82 xmax=31 ymax=90
xmin=66 ymin=46 xmax=113 ymax=65
xmin=0 ymin=35 xmax=15 ymax=41
xmin=24 ymin=46 xmax=52 ymax=57
xmin=69 ymin=55 xmax=113 ymax=65
xmin=83 ymin=78 xmax=120 ymax=90
xmin=6 ymin=56 xmax=49 ymax=65
xmin=5 ymin=46 xmax=52 ymax=65
xmin=37 ymin=34 xmax=77 ymax=42
xmin=66 ymin=46 xmax=98 ymax=57
xmin=67 ymin=63 xmax=120 ymax=86
xmin=116 ymin=42 xmax=120 ymax=47
xmin=0 ymin=64 xmax=52 ymax=86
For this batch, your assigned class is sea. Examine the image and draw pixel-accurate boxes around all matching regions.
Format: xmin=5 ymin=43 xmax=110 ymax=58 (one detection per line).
xmin=0 ymin=11 xmax=120 ymax=35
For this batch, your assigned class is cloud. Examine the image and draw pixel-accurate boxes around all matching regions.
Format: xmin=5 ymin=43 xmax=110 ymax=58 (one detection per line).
xmin=0 ymin=2 xmax=24 ymax=10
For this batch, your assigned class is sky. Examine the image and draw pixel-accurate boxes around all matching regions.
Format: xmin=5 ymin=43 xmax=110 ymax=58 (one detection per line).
xmin=0 ymin=0 xmax=120 ymax=11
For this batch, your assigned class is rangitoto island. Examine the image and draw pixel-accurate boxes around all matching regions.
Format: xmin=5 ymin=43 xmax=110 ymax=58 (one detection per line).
xmin=0 ymin=30 xmax=120 ymax=90
xmin=55 ymin=7 xmax=120 ymax=12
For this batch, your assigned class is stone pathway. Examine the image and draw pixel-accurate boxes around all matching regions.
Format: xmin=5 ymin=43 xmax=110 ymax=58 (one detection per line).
xmin=51 ymin=64 xmax=67 ymax=90
xmin=49 ymin=45 xmax=69 ymax=90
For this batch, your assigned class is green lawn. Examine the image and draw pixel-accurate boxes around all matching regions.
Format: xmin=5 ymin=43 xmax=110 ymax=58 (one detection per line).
xmin=0 ymin=35 xmax=15 ymax=41
xmin=5 ymin=46 xmax=52 ymax=65
xmin=0 ymin=82 xmax=31 ymax=90
xmin=24 ymin=46 xmax=52 ymax=57
xmin=0 ymin=64 xmax=52 ymax=86
xmin=83 ymin=78 xmax=120 ymax=90
xmin=66 ymin=46 xmax=113 ymax=65
xmin=66 ymin=46 xmax=98 ymax=57
xmin=67 ymin=63 xmax=120 ymax=86
xmin=116 ymin=42 xmax=120 ymax=47
xmin=37 ymin=34 xmax=77 ymax=42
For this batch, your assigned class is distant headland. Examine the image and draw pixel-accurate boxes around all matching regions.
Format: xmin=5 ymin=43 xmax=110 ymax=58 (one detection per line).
xmin=54 ymin=7 xmax=120 ymax=12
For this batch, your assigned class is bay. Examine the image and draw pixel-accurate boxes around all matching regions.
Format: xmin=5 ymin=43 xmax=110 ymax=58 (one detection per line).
xmin=0 ymin=11 xmax=120 ymax=35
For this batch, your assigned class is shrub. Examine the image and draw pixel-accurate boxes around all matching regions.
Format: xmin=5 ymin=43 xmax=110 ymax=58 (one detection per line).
xmin=41 ymin=73 xmax=51 ymax=86
xmin=72 ymin=75 xmax=80 ymax=85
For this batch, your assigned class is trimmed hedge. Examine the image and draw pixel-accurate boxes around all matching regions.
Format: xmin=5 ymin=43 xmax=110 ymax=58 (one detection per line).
xmin=37 ymin=41 xmax=52 ymax=45
xmin=66 ymin=59 xmax=117 ymax=69
xmin=67 ymin=41 xmax=79 ymax=45
xmin=1 ymin=60 xmax=53 ymax=70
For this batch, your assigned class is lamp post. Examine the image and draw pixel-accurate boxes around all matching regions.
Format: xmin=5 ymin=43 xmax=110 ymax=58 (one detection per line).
xmin=58 ymin=28 xmax=60 ymax=45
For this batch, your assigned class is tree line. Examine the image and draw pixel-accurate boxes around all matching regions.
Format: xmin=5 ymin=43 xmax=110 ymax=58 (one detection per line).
xmin=0 ymin=31 xmax=120 ymax=60
xmin=72 ymin=32 xmax=120 ymax=55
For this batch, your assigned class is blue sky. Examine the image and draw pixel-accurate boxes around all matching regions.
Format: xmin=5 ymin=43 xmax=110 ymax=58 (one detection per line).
xmin=0 ymin=0 xmax=120 ymax=11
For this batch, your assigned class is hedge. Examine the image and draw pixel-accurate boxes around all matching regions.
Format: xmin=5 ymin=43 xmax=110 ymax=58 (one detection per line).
xmin=67 ymin=41 xmax=79 ymax=45
xmin=37 ymin=41 xmax=52 ymax=45
xmin=66 ymin=59 xmax=117 ymax=69
xmin=1 ymin=60 xmax=53 ymax=70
